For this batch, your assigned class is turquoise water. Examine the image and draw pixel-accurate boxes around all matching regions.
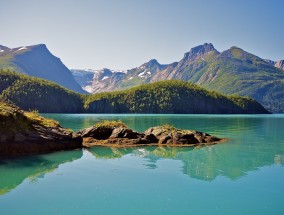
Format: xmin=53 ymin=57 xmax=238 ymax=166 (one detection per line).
xmin=1 ymin=114 xmax=284 ymax=214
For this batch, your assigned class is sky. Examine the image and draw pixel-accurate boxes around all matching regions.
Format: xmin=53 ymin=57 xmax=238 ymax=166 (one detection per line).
xmin=0 ymin=0 xmax=283 ymax=70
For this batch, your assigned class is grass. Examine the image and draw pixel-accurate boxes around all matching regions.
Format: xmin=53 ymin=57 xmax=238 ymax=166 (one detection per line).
xmin=0 ymin=55 xmax=15 ymax=70
xmin=0 ymin=100 xmax=32 ymax=133
xmin=95 ymin=120 xmax=127 ymax=128
xmin=162 ymin=123 xmax=176 ymax=132
xmin=0 ymin=100 xmax=18 ymax=116
xmin=24 ymin=110 xmax=59 ymax=127
xmin=0 ymin=100 xmax=59 ymax=137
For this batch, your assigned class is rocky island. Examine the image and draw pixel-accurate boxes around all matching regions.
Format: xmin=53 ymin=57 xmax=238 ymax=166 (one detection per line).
xmin=0 ymin=100 xmax=223 ymax=156
xmin=79 ymin=120 xmax=222 ymax=148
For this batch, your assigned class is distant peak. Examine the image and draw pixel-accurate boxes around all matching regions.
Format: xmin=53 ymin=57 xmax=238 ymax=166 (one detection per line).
xmin=9 ymin=44 xmax=49 ymax=54
xmin=184 ymin=43 xmax=217 ymax=60
xmin=0 ymin=45 xmax=10 ymax=51
xmin=141 ymin=59 xmax=160 ymax=68
xmin=28 ymin=44 xmax=47 ymax=49
xmin=149 ymin=59 xmax=158 ymax=63
xmin=192 ymin=43 xmax=215 ymax=52
xmin=148 ymin=59 xmax=159 ymax=65
xmin=229 ymin=46 xmax=243 ymax=51
xmin=220 ymin=46 xmax=255 ymax=59
xmin=0 ymin=45 xmax=10 ymax=53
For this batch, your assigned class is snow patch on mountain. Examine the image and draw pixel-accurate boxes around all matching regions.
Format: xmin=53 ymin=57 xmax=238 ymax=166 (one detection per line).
xmin=83 ymin=86 xmax=94 ymax=93
xmin=16 ymin=46 xmax=27 ymax=52
xmin=102 ymin=76 xmax=109 ymax=80
xmin=138 ymin=71 xmax=146 ymax=77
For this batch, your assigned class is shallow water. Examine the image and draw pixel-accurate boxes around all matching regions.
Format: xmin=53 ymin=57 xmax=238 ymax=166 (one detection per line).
xmin=1 ymin=114 xmax=284 ymax=214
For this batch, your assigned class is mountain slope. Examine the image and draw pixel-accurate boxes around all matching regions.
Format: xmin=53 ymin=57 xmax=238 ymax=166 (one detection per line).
xmin=0 ymin=69 xmax=268 ymax=114
xmin=72 ymin=43 xmax=284 ymax=112
xmin=195 ymin=47 xmax=284 ymax=113
xmin=0 ymin=44 xmax=86 ymax=93
xmin=275 ymin=60 xmax=284 ymax=70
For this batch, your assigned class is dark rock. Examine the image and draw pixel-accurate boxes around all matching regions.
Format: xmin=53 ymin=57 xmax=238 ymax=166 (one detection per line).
xmin=110 ymin=127 xmax=140 ymax=139
xmin=158 ymin=135 xmax=172 ymax=144
xmin=134 ymin=138 xmax=150 ymax=145
xmin=145 ymin=134 xmax=159 ymax=143
xmin=172 ymin=133 xmax=199 ymax=145
xmin=80 ymin=125 xmax=223 ymax=147
xmin=0 ymin=126 xmax=82 ymax=156
xmin=78 ymin=126 xmax=113 ymax=139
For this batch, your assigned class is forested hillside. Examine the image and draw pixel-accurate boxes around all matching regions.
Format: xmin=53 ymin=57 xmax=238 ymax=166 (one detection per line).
xmin=0 ymin=70 xmax=269 ymax=114
xmin=0 ymin=70 xmax=84 ymax=113
xmin=85 ymin=80 xmax=269 ymax=114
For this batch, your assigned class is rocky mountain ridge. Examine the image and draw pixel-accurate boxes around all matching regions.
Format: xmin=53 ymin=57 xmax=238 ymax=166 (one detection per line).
xmin=71 ymin=43 xmax=284 ymax=113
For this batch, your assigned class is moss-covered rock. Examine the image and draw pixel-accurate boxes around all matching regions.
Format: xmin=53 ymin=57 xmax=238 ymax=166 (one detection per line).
xmin=0 ymin=100 xmax=82 ymax=156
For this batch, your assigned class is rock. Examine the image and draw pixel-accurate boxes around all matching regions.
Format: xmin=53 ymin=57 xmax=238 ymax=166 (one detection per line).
xmin=110 ymin=127 xmax=141 ymax=139
xmin=144 ymin=133 xmax=159 ymax=143
xmin=0 ymin=100 xmax=82 ymax=156
xmin=158 ymin=135 xmax=172 ymax=144
xmin=78 ymin=126 xmax=113 ymax=139
xmin=143 ymin=126 xmax=221 ymax=146
xmin=79 ymin=124 xmax=222 ymax=147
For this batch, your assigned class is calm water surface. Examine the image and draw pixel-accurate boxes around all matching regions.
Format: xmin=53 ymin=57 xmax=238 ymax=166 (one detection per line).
xmin=1 ymin=114 xmax=284 ymax=215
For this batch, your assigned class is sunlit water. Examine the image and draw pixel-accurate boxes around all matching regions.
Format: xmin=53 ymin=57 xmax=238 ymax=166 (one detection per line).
xmin=1 ymin=114 xmax=284 ymax=215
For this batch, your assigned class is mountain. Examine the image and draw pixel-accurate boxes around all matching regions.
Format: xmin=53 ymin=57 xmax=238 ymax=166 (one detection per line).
xmin=71 ymin=59 xmax=172 ymax=94
xmin=0 ymin=44 xmax=86 ymax=93
xmin=0 ymin=69 xmax=268 ymax=114
xmin=71 ymin=68 xmax=128 ymax=93
xmin=72 ymin=43 xmax=284 ymax=113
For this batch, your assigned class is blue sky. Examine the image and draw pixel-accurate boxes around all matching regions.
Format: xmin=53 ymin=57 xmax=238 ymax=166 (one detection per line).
xmin=0 ymin=0 xmax=283 ymax=69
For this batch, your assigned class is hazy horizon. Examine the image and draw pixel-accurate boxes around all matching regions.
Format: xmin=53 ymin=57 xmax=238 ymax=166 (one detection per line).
xmin=1 ymin=0 xmax=283 ymax=70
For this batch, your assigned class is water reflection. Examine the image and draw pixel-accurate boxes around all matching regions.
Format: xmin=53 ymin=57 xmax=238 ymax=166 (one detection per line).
xmin=0 ymin=150 xmax=83 ymax=195
xmin=88 ymin=144 xmax=284 ymax=181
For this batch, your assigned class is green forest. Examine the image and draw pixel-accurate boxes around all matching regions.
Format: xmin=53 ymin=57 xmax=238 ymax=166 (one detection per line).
xmin=0 ymin=69 xmax=269 ymax=114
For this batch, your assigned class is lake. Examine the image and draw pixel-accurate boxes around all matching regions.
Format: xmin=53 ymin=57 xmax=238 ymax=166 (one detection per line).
xmin=1 ymin=114 xmax=284 ymax=215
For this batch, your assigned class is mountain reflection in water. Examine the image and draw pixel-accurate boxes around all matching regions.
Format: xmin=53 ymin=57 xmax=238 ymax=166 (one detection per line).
xmin=88 ymin=143 xmax=284 ymax=182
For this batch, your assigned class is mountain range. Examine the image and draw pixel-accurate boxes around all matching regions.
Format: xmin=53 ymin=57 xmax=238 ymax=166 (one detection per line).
xmin=0 ymin=44 xmax=86 ymax=93
xmin=71 ymin=43 xmax=284 ymax=113
xmin=0 ymin=42 xmax=283 ymax=113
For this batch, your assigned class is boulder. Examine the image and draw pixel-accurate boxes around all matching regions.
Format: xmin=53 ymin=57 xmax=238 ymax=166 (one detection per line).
xmin=145 ymin=126 xmax=221 ymax=145
xmin=110 ymin=127 xmax=141 ymax=139
xmin=78 ymin=126 xmax=113 ymax=139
